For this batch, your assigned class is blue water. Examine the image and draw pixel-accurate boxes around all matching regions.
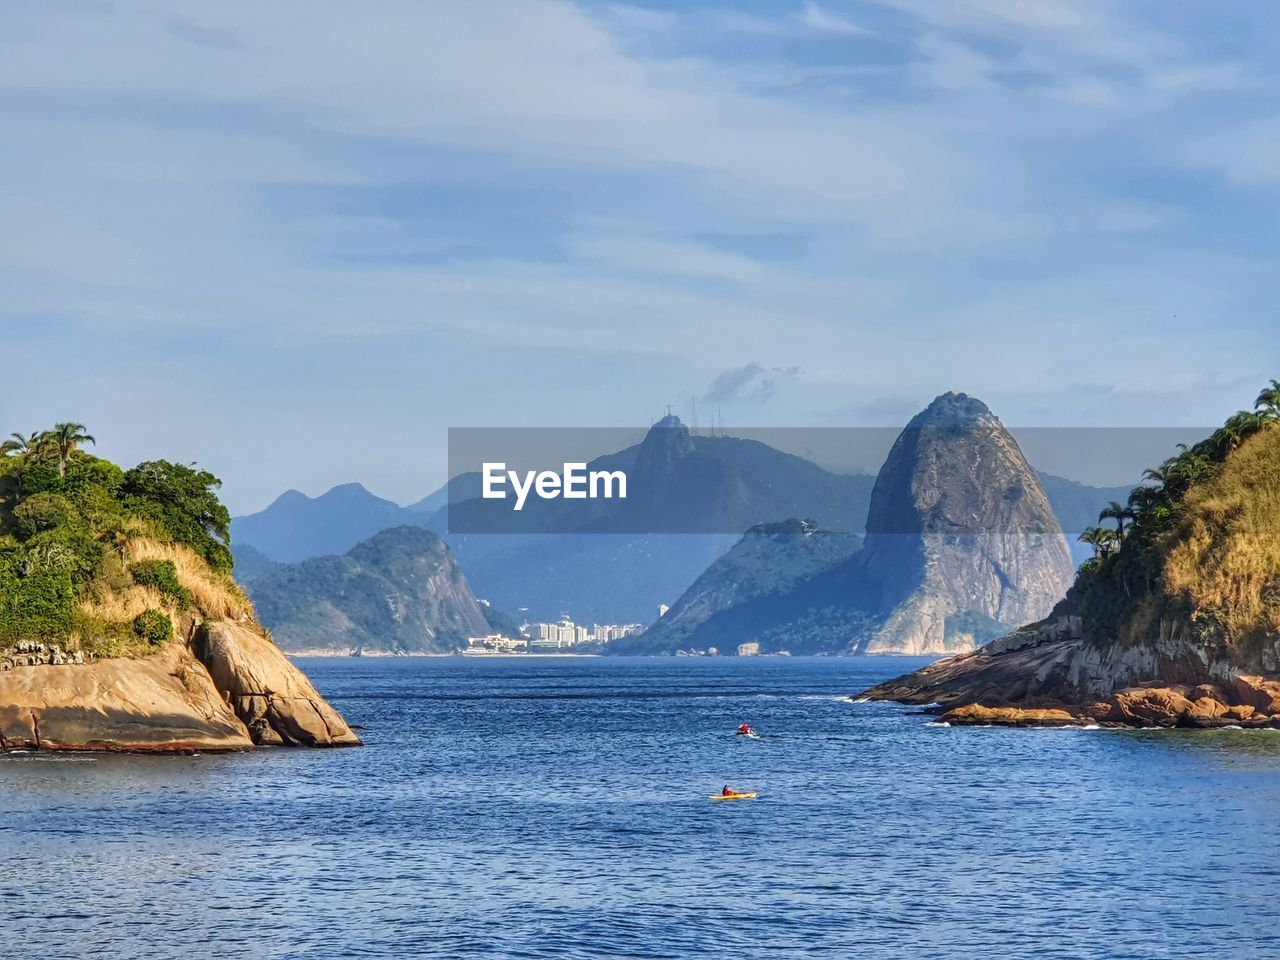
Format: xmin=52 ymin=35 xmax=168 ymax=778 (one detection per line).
xmin=4 ymin=656 xmax=1280 ymax=959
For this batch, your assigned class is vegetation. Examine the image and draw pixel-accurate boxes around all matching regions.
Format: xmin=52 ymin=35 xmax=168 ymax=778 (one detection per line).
xmin=0 ymin=424 xmax=248 ymax=656
xmin=1069 ymin=379 xmax=1280 ymax=653
xmin=132 ymin=609 xmax=173 ymax=645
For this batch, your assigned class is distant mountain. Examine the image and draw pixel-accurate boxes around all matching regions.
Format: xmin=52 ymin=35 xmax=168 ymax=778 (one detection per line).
xmin=436 ymin=415 xmax=877 ymax=621
xmin=231 ymin=483 xmax=431 ymax=563
xmin=244 ymin=526 xmax=500 ymax=654
xmin=614 ymin=520 xmax=863 ymax=655
xmin=229 ymin=543 xmax=282 ymax=583
xmin=619 ymin=393 xmax=1076 ymax=656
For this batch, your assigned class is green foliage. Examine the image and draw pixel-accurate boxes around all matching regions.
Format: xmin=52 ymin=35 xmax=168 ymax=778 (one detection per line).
xmin=121 ymin=460 xmax=233 ymax=572
xmin=1066 ymin=377 xmax=1280 ymax=642
xmin=132 ymin=609 xmax=173 ymax=645
xmin=0 ymin=423 xmax=238 ymax=654
xmin=0 ymin=548 xmax=77 ymax=644
xmin=129 ymin=558 xmax=191 ymax=610
xmin=13 ymin=492 xmax=80 ymax=538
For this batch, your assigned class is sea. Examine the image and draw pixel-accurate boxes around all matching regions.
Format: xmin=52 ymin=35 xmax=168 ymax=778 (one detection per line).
xmin=3 ymin=655 xmax=1279 ymax=959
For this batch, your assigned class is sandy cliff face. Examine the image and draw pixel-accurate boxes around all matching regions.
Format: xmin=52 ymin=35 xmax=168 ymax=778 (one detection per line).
xmin=0 ymin=621 xmax=360 ymax=752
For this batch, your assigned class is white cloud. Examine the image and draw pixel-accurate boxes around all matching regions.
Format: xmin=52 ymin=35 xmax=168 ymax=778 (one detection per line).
xmin=798 ymin=2 xmax=868 ymax=35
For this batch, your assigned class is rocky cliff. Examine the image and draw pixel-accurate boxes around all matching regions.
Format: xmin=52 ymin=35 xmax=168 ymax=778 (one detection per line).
xmin=0 ymin=620 xmax=361 ymax=752
xmin=859 ymin=397 xmax=1280 ymax=728
xmin=245 ymin=526 xmax=498 ymax=654
xmin=852 ymin=392 xmax=1075 ymax=654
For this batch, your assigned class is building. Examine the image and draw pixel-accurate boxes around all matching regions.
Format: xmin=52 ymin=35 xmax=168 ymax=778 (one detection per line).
xmin=465 ymin=634 xmax=529 ymax=654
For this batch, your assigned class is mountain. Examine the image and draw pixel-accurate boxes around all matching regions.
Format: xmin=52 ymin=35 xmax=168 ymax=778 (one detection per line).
xmin=230 ymin=542 xmax=282 ymax=582
xmin=850 ymin=392 xmax=1075 ymax=653
xmin=436 ymin=415 xmax=877 ymax=622
xmin=0 ymin=444 xmax=358 ymax=752
xmin=613 ymin=520 xmax=864 ymax=655
xmin=859 ymin=387 xmax=1280 ymax=728
xmin=620 ymin=393 xmax=1076 ymax=656
xmin=245 ymin=526 xmax=500 ymax=654
xmin=232 ymin=483 xmax=431 ymax=563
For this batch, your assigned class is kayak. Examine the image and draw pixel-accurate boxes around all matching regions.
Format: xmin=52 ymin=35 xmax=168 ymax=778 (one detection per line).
xmin=737 ymin=730 xmax=760 ymax=739
xmin=709 ymin=792 xmax=758 ymax=801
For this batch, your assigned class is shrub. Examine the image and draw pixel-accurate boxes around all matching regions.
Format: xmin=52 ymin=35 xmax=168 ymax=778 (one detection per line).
xmin=12 ymin=492 xmax=80 ymax=538
xmin=121 ymin=461 xmax=233 ymax=572
xmin=132 ymin=609 xmax=173 ymax=645
xmin=0 ymin=566 xmax=77 ymax=644
xmin=16 ymin=461 xmax=63 ymax=496
xmin=128 ymin=558 xmax=191 ymax=610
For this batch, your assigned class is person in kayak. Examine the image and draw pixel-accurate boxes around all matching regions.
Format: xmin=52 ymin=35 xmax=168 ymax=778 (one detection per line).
xmin=722 ymin=785 xmax=736 ymax=796
xmin=737 ymin=723 xmax=754 ymax=736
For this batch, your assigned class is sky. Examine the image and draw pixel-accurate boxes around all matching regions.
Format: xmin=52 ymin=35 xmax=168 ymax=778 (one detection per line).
xmin=3 ymin=0 xmax=1279 ymax=513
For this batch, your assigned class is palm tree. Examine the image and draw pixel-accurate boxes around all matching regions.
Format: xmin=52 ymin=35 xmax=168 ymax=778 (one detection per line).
xmin=45 ymin=422 xmax=94 ymax=477
xmin=1098 ymin=500 xmax=1132 ymax=538
xmin=1078 ymin=526 xmax=1109 ymax=560
xmin=0 ymin=431 xmax=45 ymax=457
xmin=1255 ymin=379 xmax=1280 ymax=421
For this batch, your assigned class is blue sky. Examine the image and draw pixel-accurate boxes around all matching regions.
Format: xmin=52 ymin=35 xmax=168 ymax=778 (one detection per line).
xmin=2 ymin=0 xmax=1278 ymax=512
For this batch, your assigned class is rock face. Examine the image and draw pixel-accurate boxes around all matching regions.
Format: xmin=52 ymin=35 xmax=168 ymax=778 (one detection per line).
xmin=246 ymin=526 xmax=497 ymax=654
xmin=0 ymin=621 xmax=360 ymax=752
xmin=195 ymin=621 xmax=362 ymax=746
xmin=853 ymin=392 xmax=1075 ymax=654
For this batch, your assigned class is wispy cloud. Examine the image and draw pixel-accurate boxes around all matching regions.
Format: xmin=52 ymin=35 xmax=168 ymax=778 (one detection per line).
xmin=798 ymin=2 xmax=868 ymax=35
xmin=0 ymin=0 xmax=1276 ymax=508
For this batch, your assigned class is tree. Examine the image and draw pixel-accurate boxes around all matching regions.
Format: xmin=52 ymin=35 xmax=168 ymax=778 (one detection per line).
xmin=1255 ymin=379 xmax=1280 ymax=421
xmin=45 ymin=422 xmax=95 ymax=478
xmin=1078 ymin=526 xmax=1108 ymax=560
xmin=0 ymin=431 xmax=45 ymax=458
xmin=1098 ymin=500 xmax=1132 ymax=537
xmin=120 ymin=460 xmax=233 ymax=571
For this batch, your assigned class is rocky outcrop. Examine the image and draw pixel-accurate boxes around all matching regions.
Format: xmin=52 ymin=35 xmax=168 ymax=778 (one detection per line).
xmin=852 ymin=392 xmax=1075 ymax=654
xmin=194 ymin=621 xmax=361 ymax=746
xmin=0 ymin=621 xmax=361 ymax=753
xmin=0 ymin=642 xmax=251 ymax=752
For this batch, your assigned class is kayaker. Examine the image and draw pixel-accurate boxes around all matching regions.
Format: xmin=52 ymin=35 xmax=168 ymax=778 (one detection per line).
xmin=722 ymin=784 xmax=735 ymax=796
xmin=737 ymin=723 xmax=754 ymax=736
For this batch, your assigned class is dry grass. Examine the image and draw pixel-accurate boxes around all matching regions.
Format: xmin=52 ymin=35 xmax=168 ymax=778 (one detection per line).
xmin=122 ymin=537 xmax=254 ymax=621
xmin=80 ymin=583 xmax=169 ymax=624
xmin=1166 ymin=428 xmax=1280 ymax=639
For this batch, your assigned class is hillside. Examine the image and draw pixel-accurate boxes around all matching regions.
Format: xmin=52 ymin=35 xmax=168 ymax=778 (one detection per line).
xmin=614 ymin=520 xmax=863 ymax=655
xmin=859 ymin=381 xmax=1280 ymax=727
xmin=246 ymin=526 xmax=504 ymax=654
xmin=0 ymin=426 xmax=359 ymax=752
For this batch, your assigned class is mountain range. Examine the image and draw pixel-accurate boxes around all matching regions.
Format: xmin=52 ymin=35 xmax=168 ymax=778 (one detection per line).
xmin=625 ymin=394 xmax=1076 ymax=656
xmin=232 ymin=413 xmax=1131 ymax=624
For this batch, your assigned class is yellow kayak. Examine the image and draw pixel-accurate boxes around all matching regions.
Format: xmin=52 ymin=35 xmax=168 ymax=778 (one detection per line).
xmin=709 ymin=791 xmax=758 ymax=801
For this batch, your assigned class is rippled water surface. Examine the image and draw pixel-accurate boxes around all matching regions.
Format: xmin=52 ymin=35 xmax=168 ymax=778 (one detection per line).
xmin=4 ymin=655 xmax=1280 ymax=959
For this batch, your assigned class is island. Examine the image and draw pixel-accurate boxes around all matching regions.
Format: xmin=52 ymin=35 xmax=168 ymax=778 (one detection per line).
xmin=0 ymin=424 xmax=359 ymax=752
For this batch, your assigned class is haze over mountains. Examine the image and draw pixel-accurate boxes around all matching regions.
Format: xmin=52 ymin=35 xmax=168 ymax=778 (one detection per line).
xmin=232 ymin=407 xmax=1131 ymax=628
